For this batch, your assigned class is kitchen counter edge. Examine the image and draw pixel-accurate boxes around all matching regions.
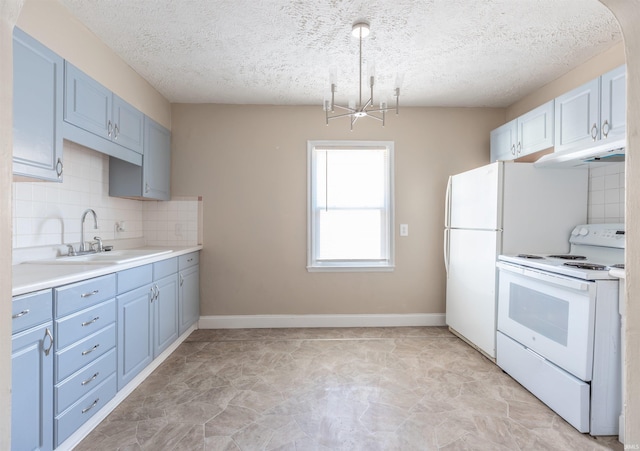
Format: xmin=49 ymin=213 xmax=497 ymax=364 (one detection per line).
xmin=12 ymin=245 xmax=203 ymax=297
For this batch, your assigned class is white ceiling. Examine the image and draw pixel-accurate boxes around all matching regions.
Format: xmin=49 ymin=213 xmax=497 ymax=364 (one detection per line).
xmin=58 ymin=0 xmax=621 ymax=108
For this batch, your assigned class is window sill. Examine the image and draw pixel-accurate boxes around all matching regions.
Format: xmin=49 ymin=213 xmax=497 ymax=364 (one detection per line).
xmin=307 ymin=263 xmax=395 ymax=273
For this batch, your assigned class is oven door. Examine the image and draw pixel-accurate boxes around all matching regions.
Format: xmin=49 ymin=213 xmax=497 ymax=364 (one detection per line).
xmin=497 ymin=262 xmax=596 ymax=381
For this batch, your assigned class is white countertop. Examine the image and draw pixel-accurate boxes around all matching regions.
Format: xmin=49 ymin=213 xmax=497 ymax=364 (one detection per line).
xmin=12 ymin=245 xmax=202 ymax=297
xmin=609 ymin=267 xmax=626 ymax=279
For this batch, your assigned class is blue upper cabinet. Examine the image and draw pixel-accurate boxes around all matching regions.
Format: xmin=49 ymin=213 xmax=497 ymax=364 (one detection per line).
xmin=113 ymin=94 xmax=144 ymax=152
xmin=12 ymin=27 xmax=64 ymax=182
xmin=109 ymin=115 xmax=171 ymax=201
xmin=63 ymin=61 xmax=144 ymax=162
xmin=143 ymin=116 xmax=171 ymax=200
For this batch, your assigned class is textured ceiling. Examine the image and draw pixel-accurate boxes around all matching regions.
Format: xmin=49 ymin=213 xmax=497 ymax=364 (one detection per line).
xmin=58 ymin=0 xmax=621 ymax=108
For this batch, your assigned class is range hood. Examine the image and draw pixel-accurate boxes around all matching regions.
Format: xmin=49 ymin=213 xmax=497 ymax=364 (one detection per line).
xmin=534 ymin=138 xmax=626 ymax=168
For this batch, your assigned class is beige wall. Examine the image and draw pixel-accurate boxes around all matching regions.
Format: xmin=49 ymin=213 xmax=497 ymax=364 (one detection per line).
xmin=16 ymin=0 xmax=171 ymax=129
xmin=171 ymin=104 xmax=504 ymax=316
xmin=506 ymin=41 xmax=625 ymax=120
xmin=600 ymin=0 xmax=640 ymax=443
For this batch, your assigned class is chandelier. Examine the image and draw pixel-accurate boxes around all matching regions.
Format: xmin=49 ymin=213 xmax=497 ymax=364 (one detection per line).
xmin=324 ymin=21 xmax=400 ymax=130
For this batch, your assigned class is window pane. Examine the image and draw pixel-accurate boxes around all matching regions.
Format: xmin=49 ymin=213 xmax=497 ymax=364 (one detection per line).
xmin=316 ymin=149 xmax=386 ymax=209
xmin=317 ymin=209 xmax=383 ymax=260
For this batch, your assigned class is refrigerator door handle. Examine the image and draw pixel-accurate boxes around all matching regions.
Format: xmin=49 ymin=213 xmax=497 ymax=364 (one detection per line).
xmin=444 ymin=176 xmax=452 ymax=228
xmin=444 ymin=228 xmax=450 ymax=276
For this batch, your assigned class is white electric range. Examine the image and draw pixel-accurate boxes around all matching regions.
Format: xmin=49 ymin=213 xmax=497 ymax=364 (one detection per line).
xmin=496 ymin=223 xmax=623 ymax=436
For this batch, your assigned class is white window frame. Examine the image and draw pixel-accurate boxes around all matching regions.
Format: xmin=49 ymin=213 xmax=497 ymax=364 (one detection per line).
xmin=307 ymin=140 xmax=395 ymax=272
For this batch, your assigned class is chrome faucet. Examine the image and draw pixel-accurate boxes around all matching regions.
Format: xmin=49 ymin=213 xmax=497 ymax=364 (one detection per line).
xmin=80 ymin=209 xmax=98 ymax=252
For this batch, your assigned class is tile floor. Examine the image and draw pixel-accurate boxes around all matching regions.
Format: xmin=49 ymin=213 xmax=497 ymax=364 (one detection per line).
xmin=75 ymin=327 xmax=623 ymax=450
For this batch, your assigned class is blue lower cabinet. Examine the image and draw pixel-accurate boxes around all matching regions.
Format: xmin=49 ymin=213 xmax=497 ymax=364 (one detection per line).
xmin=55 ymin=323 xmax=116 ymax=382
xmin=154 ymin=274 xmax=179 ymax=357
xmin=55 ymin=349 xmax=116 ymax=415
xmin=53 ymin=276 xmax=117 ymax=448
xmin=55 ymin=373 xmax=117 ymax=447
xmin=117 ymin=284 xmax=153 ymax=390
xmin=12 ymin=321 xmax=54 ymax=451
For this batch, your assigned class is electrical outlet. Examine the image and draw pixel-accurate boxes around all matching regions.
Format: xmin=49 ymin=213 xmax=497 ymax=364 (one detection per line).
xmin=400 ymin=224 xmax=409 ymax=236
xmin=116 ymin=221 xmax=126 ymax=232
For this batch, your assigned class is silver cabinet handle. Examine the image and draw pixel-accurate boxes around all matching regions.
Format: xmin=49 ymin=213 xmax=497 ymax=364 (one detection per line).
xmin=81 ymin=316 xmax=100 ymax=327
xmin=187 ymin=258 xmax=194 ymax=262
xmin=591 ymin=123 xmax=598 ymax=141
xmin=107 ymin=120 xmax=113 ymax=137
xmin=179 ymin=274 xmax=184 ymax=287
xmin=12 ymin=309 xmax=30 ymax=319
xmin=114 ymin=123 xmax=119 ymax=139
xmin=43 ymin=327 xmax=54 ymax=356
xmin=81 ymin=344 xmax=100 ymax=356
xmin=150 ymin=285 xmax=157 ymax=302
xmin=56 ymin=158 xmax=63 ymax=179
xmin=81 ymin=290 xmax=99 ymax=298
xmin=82 ymin=398 xmax=100 ymax=414
xmin=154 ymin=284 xmax=160 ymax=300
xmin=81 ymin=372 xmax=99 ymax=386
xmin=516 ymin=142 xmax=522 ymax=155
xmin=145 ymin=182 xmax=150 ymax=193
xmin=602 ymin=120 xmax=610 ymax=138
xmin=510 ymin=144 xmax=516 ymax=156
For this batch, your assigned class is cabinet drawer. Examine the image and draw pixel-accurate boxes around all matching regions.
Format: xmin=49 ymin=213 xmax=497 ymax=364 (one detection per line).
xmin=55 ymin=348 xmax=116 ymax=415
xmin=12 ymin=289 xmax=52 ymax=334
xmin=179 ymin=252 xmax=199 ymax=270
xmin=55 ymin=274 xmax=116 ymax=317
xmin=117 ymin=263 xmax=152 ymax=293
xmin=55 ymin=372 xmax=117 ymax=447
xmin=56 ymin=299 xmax=116 ymax=349
xmin=56 ymin=323 xmax=116 ymax=382
xmin=154 ymin=257 xmax=177 ymax=280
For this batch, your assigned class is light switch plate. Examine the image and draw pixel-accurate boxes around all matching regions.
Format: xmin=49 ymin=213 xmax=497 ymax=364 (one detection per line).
xmin=400 ymin=224 xmax=409 ymax=236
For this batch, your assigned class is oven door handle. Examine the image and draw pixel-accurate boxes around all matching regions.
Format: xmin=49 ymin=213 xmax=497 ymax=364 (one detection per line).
xmin=497 ymin=262 xmax=591 ymax=292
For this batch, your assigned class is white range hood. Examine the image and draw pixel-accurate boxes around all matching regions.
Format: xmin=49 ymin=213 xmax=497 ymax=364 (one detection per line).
xmin=534 ymin=138 xmax=626 ymax=168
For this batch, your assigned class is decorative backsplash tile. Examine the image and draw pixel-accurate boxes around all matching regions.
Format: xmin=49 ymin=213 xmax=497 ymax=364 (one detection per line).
xmin=588 ymin=162 xmax=625 ymax=224
xmin=12 ymin=142 xmax=202 ymax=251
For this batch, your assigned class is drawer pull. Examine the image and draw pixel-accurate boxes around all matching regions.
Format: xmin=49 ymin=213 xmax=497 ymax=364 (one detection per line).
xmin=12 ymin=309 xmax=30 ymax=319
xmin=81 ymin=344 xmax=100 ymax=356
xmin=82 ymin=398 xmax=99 ymax=414
xmin=81 ymin=290 xmax=99 ymax=298
xmin=81 ymin=372 xmax=100 ymax=386
xmin=81 ymin=316 xmax=100 ymax=327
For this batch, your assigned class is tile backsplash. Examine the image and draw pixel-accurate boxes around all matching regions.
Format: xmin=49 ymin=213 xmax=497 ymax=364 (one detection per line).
xmin=588 ymin=162 xmax=625 ymax=224
xmin=12 ymin=142 xmax=201 ymax=252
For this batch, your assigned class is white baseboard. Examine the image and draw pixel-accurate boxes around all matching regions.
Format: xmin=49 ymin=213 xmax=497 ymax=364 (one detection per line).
xmin=198 ymin=313 xmax=446 ymax=329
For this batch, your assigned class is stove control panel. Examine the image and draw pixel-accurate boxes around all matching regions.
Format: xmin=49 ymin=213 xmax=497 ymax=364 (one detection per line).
xmin=569 ymin=223 xmax=625 ymax=248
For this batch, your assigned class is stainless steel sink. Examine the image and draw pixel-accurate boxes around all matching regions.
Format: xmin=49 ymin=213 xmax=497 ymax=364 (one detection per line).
xmin=28 ymin=249 xmax=173 ymax=265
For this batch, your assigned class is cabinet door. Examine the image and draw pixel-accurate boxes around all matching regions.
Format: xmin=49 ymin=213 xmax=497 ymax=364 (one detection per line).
xmin=154 ymin=274 xmax=179 ymax=356
xmin=143 ymin=116 xmax=171 ymax=200
xmin=489 ymin=120 xmax=516 ymax=162
xmin=600 ymin=65 xmax=626 ymax=143
xmin=113 ymin=95 xmax=144 ymax=154
xmin=13 ymin=27 xmax=63 ymax=182
xmin=517 ymin=100 xmax=554 ymax=157
xmin=117 ymin=285 xmax=153 ymax=390
xmin=12 ymin=322 xmax=54 ymax=451
xmin=64 ymin=62 xmax=112 ymax=140
xmin=179 ymin=265 xmax=200 ymax=335
xmin=554 ymin=78 xmax=600 ymax=152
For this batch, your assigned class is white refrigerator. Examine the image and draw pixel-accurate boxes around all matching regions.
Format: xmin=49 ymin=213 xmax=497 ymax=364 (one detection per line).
xmin=444 ymin=161 xmax=588 ymax=359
